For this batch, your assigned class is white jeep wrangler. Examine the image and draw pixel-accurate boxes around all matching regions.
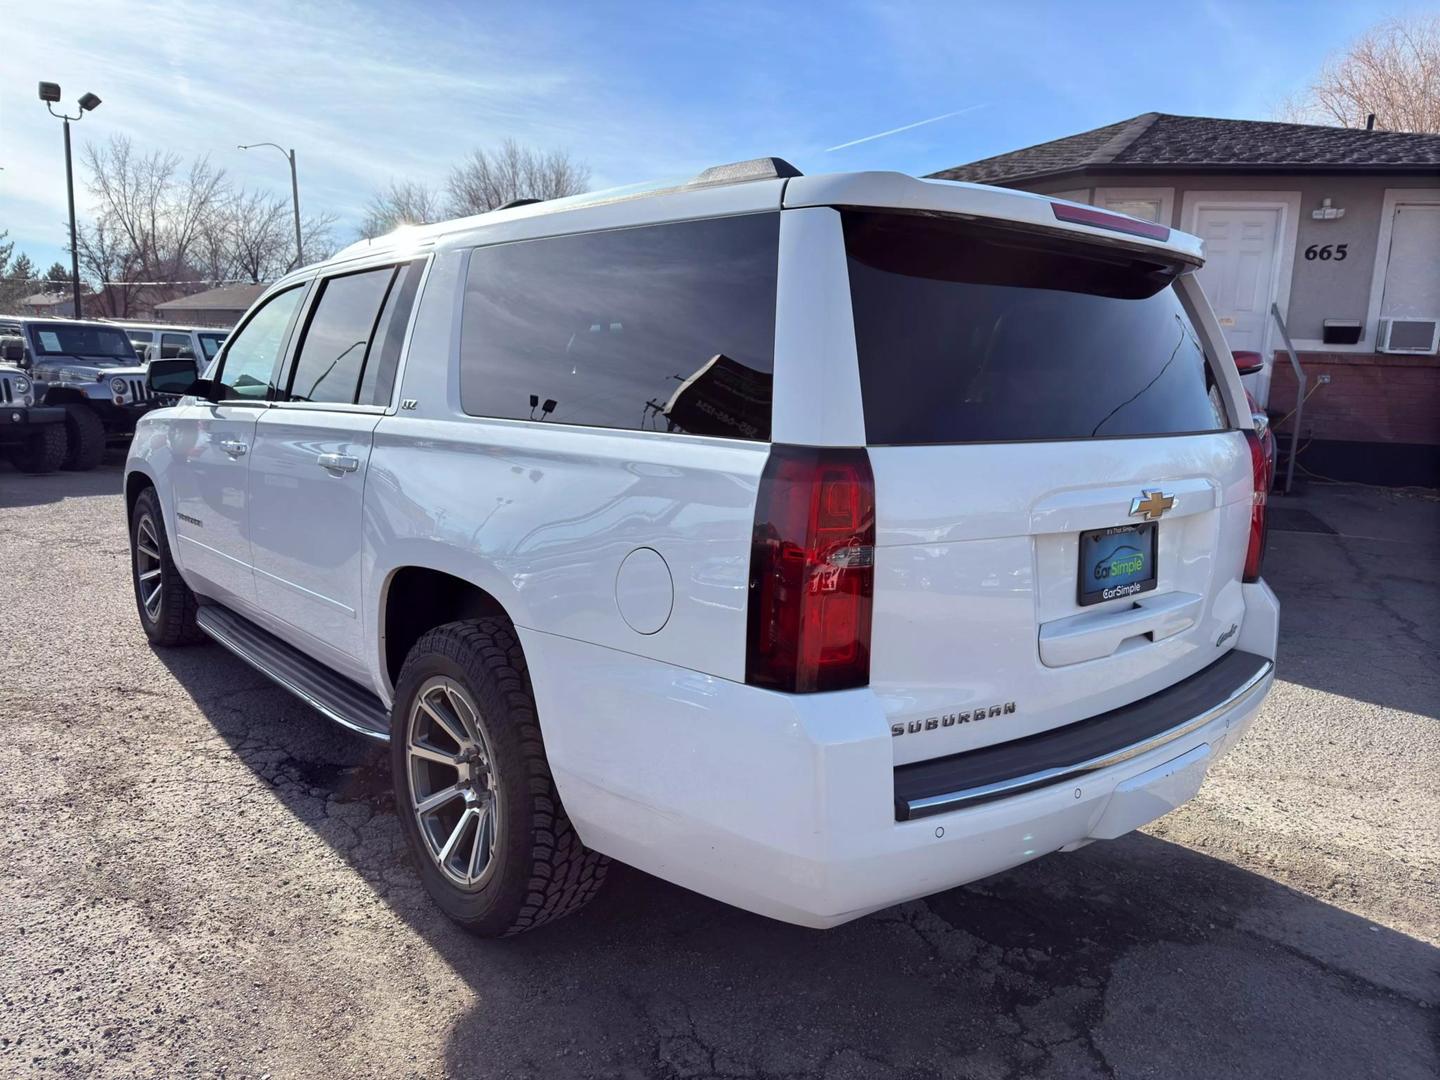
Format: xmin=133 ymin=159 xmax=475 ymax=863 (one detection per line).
xmin=125 ymin=159 xmax=1278 ymax=936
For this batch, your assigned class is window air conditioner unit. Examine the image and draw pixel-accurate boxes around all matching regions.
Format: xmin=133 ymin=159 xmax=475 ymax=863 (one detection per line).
xmin=1377 ymin=318 xmax=1440 ymax=355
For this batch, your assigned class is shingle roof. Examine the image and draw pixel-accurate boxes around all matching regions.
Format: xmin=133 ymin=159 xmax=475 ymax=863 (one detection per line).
xmin=154 ymin=283 xmax=268 ymax=312
xmin=930 ymin=113 xmax=1440 ymax=184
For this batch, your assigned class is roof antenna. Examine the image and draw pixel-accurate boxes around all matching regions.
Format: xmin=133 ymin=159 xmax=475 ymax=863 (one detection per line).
xmin=1365 ymin=113 xmax=1376 ymax=131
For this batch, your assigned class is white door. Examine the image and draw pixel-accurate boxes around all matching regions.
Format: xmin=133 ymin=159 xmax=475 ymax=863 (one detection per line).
xmin=1193 ymin=206 xmax=1280 ymax=354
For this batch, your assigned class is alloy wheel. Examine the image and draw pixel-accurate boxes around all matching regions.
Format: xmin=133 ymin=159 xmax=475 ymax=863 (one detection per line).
xmin=135 ymin=513 xmax=164 ymax=621
xmin=406 ymin=676 xmax=502 ymax=890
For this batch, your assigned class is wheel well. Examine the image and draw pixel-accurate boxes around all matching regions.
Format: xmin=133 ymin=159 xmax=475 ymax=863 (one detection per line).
xmin=42 ymin=387 xmax=86 ymax=407
xmin=125 ymin=471 xmax=154 ymax=519
xmin=382 ymin=567 xmax=512 ymax=688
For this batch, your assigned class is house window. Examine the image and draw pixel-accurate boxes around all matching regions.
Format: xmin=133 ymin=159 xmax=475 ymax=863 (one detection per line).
xmin=1379 ymin=204 xmax=1440 ymax=322
xmin=1094 ymin=187 xmax=1175 ymax=226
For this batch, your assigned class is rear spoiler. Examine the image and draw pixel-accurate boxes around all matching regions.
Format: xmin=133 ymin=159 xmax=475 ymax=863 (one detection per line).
xmin=785 ymin=172 xmax=1203 ymax=266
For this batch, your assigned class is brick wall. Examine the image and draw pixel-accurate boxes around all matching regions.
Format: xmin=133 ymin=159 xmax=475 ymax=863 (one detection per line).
xmin=1267 ymin=352 xmax=1440 ymax=447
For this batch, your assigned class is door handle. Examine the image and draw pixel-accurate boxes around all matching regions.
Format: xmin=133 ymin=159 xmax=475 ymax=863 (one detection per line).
xmin=316 ymin=452 xmax=360 ymax=474
xmin=218 ymin=439 xmax=248 ymax=457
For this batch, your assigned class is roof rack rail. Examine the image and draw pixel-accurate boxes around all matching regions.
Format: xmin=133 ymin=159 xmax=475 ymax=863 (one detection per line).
xmin=496 ymin=197 xmax=542 ymax=210
xmin=687 ymin=157 xmax=803 ymax=188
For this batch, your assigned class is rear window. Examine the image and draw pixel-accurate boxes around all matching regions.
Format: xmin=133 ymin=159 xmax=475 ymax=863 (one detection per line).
xmin=459 ymin=214 xmax=779 ymax=440
xmin=844 ymin=211 xmax=1228 ymax=445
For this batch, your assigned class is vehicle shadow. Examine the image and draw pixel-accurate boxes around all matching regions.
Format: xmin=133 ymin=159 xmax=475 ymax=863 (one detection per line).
xmin=0 ymin=452 xmax=126 ymax=509
xmin=154 ymin=643 xmax=1438 ymax=1080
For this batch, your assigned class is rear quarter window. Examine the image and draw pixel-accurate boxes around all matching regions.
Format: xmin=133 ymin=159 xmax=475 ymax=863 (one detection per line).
xmin=844 ymin=211 xmax=1228 ymax=445
xmin=459 ymin=213 xmax=779 ymax=440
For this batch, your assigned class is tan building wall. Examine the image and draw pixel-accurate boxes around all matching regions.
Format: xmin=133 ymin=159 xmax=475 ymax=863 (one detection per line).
xmin=1025 ymin=172 xmax=1439 ymax=344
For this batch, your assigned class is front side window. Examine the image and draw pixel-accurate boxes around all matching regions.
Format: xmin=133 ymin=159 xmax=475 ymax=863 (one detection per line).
xmin=284 ymin=265 xmax=404 ymax=405
xmin=844 ymin=211 xmax=1227 ymax=445
xmin=459 ymin=214 xmax=779 ymax=439
xmin=213 ymin=286 xmax=306 ymax=401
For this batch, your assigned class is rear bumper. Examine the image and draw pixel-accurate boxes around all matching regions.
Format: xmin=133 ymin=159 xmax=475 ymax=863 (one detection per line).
xmin=894 ymin=649 xmax=1271 ymax=820
xmin=521 ymin=580 xmax=1280 ymax=929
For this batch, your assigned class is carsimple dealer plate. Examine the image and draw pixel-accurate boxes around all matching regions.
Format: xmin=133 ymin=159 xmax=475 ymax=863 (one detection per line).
xmin=1077 ymin=522 xmax=1157 ymax=607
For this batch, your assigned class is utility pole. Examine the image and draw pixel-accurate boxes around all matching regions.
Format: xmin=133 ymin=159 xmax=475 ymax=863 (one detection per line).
xmin=239 ymin=143 xmax=304 ymax=269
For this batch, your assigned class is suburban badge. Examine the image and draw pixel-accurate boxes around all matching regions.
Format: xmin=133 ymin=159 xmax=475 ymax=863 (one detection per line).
xmin=891 ymin=701 xmax=1017 ymax=737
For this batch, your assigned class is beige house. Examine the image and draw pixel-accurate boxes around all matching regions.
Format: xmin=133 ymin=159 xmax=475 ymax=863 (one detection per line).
xmin=933 ymin=113 xmax=1440 ymax=486
xmin=153 ymin=283 xmax=269 ymax=329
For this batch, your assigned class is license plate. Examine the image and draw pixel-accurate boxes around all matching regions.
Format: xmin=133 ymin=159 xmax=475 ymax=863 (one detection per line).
xmin=1077 ymin=522 xmax=1157 ymax=606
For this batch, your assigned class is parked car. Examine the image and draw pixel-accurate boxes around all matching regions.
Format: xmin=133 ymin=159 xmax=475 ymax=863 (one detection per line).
xmin=125 ymin=159 xmax=1279 ymax=936
xmin=0 ymin=337 xmax=67 ymax=473
xmin=9 ymin=317 xmax=156 ymax=470
xmin=106 ymin=320 xmax=228 ymax=365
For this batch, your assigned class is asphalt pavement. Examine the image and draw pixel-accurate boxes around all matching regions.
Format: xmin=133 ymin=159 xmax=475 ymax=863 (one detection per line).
xmin=1 ymin=454 xmax=1435 ymax=1079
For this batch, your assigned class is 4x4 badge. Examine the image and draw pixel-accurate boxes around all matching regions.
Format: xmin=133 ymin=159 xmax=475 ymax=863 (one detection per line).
xmin=1129 ymin=489 xmax=1175 ymax=520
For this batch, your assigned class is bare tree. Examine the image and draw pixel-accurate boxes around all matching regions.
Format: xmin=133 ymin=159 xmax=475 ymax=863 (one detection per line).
xmin=444 ymin=139 xmax=590 ymax=216
xmin=358 ymin=141 xmax=590 ymax=239
xmin=196 ymin=189 xmax=338 ymax=283
xmin=75 ymin=217 xmax=145 ymax=317
xmin=1279 ymin=15 xmax=1440 ymax=133
xmin=83 ymin=136 xmax=230 ymax=286
xmin=359 ymin=180 xmax=444 ymax=239
xmin=72 ymin=136 xmax=338 ymax=314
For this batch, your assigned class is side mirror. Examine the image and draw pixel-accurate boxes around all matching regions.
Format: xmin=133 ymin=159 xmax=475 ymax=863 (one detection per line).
xmin=0 ymin=336 xmax=27 ymax=365
xmin=147 ymin=357 xmax=201 ymax=396
xmin=1232 ymin=350 xmax=1265 ymax=376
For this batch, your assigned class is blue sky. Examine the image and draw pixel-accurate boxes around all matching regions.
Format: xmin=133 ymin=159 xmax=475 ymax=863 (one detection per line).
xmin=0 ymin=0 xmax=1417 ymax=276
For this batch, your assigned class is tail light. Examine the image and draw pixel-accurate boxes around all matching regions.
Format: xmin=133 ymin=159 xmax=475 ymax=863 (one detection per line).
xmin=1242 ymin=428 xmax=1271 ymax=582
xmin=745 ymin=445 xmax=875 ymax=693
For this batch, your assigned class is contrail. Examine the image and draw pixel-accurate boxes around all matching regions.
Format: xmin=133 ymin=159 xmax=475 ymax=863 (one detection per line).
xmin=824 ymin=105 xmax=986 ymax=152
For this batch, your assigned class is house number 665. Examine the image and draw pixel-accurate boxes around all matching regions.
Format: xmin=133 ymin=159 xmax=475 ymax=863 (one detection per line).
xmin=1304 ymin=243 xmax=1348 ymax=261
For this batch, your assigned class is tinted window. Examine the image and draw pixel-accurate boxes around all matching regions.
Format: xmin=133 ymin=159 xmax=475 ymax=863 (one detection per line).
xmin=358 ymin=261 xmax=424 ymax=406
xmin=197 ymin=332 xmax=226 ymax=361
xmin=286 ymin=267 xmax=395 ymax=404
xmin=128 ymin=330 xmax=154 ymax=344
xmin=459 ymin=214 xmax=779 ymax=439
xmin=214 ymin=286 xmax=305 ymax=400
xmin=161 ymin=332 xmax=194 ymax=358
xmin=844 ymin=212 xmax=1227 ymax=444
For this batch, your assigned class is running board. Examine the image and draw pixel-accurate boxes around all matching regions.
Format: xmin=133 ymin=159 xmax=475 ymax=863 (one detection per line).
xmin=195 ymin=604 xmax=391 ymax=741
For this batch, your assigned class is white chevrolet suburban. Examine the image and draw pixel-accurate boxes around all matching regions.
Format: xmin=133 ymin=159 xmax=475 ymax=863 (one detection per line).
xmin=125 ymin=159 xmax=1278 ymax=936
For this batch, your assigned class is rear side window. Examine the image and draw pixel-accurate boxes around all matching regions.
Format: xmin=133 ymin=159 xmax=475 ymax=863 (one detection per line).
xmin=844 ymin=211 xmax=1228 ymax=445
xmin=459 ymin=213 xmax=779 ymax=440
xmin=284 ymin=260 xmax=423 ymax=405
xmin=359 ymin=261 xmax=424 ymax=407
xmin=161 ymin=332 xmax=193 ymax=358
xmin=286 ymin=267 xmax=395 ymax=404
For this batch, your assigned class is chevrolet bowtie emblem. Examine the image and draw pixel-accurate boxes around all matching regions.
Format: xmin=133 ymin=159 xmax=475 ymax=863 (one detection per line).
xmin=1129 ymin=490 xmax=1175 ymax=520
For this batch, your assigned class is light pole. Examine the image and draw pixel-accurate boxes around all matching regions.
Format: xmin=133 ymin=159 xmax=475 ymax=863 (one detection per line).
xmin=38 ymin=82 xmax=100 ymax=320
xmin=239 ymin=142 xmax=303 ymax=269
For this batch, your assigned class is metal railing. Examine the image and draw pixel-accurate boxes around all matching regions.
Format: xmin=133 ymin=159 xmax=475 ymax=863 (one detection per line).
xmin=1270 ymin=303 xmax=1306 ymax=495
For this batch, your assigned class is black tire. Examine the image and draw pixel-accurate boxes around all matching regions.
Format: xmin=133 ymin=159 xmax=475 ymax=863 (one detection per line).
xmin=129 ymin=486 xmax=204 ymax=646
xmin=60 ymin=404 xmax=105 ymax=471
xmin=391 ymin=618 xmax=609 ymax=936
xmin=7 ymin=424 xmax=67 ymax=473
